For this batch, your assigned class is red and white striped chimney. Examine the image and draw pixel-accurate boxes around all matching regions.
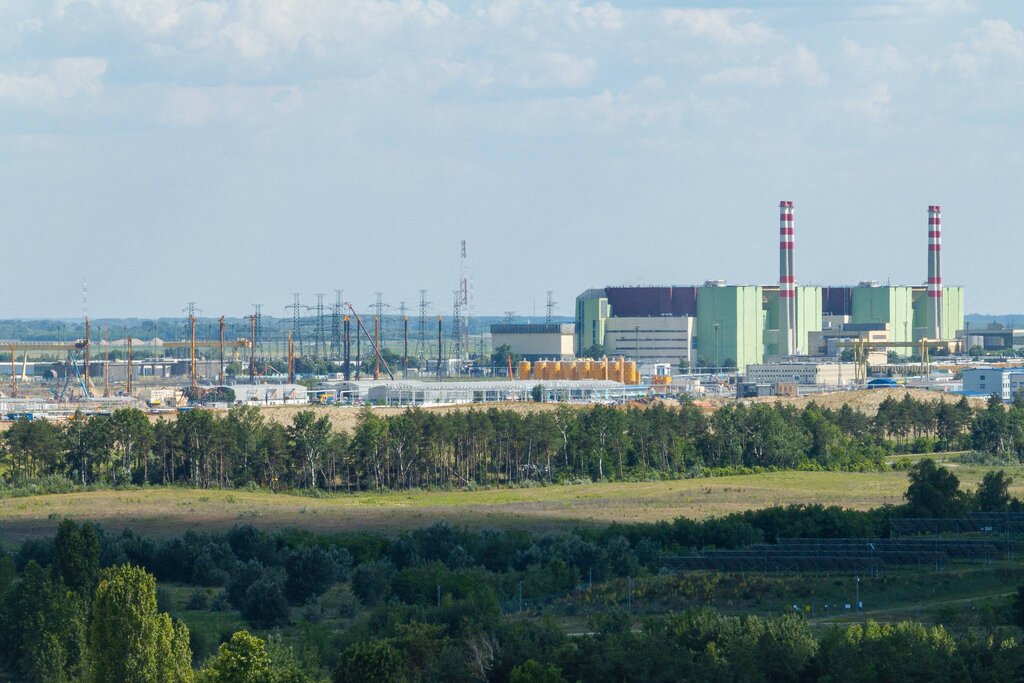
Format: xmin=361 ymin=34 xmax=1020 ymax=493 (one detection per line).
xmin=927 ymin=205 xmax=943 ymax=339
xmin=779 ymin=201 xmax=795 ymax=355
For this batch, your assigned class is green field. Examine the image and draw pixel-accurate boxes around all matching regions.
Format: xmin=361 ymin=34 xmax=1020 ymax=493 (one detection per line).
xmin=3 ymin=464 xmax=1023 ymax=545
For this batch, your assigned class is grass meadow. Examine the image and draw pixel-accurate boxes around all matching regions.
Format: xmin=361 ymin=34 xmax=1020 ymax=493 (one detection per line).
xmin=3 ymin=464 xmax=1023 ymax=545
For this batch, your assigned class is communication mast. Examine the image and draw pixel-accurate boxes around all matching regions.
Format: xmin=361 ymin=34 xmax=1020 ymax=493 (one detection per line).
xmin=449 ymin=240 xmax=470 ymax=362
xmin=286 ymin=293 xmax=304 ymax=358
xmin=330 ymin=289 xmax=343 ymax=359
xmin=313 ymin=292 xmax=326 ymax=361
xmin=415 ymin=290 xmax=431 ymax=362
xmin=251 ymin=304 xmax=264 ymax=361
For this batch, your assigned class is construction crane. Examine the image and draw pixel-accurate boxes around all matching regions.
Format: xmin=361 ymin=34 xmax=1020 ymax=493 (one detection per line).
xmin=160 ymin=338 xmax=251 ymax=388
xmin=833 ymin=338 xmax=960 ymax=384
xmin=346 ymin=304 xmax=395 ymax=380
xmin=5 ymin=340 xmax=88 ymax=398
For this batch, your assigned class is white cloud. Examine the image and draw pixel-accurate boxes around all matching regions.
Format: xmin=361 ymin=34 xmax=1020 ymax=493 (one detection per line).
xmin=844 ymin=83 xmax=892 ymax=119
xmin=851 ymin=0 xmax=976 ymax=21
xmin=841 ymin=40 xmax=909 ymax=72
xmin=972 ymin=19 xmax=1024 ymax=59
xmin=702 ymin=46 xmax=827 ymax=88
xmin=160 ymin=83 xmax=303 ymax=126
xmin=662 ymin=8 xmax=777 ymax=47
xmin=483 ymin=0 xmax=621 ymax=32
xmin=0 ymin=57 xmax=107 ymax=105
xmin=947 ymin=18 xmax=1024 ymax=77
xmin=513 ymin=52 xmax=596 ymax=89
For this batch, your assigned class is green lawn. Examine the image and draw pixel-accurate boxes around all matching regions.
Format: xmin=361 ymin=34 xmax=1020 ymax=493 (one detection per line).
xmin=3 ymin=465 xmax=1023 ymax=545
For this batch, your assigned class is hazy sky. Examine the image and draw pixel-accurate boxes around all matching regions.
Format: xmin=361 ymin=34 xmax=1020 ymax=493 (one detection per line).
xmin=1 ymin=0 xmax=1021 ymax=319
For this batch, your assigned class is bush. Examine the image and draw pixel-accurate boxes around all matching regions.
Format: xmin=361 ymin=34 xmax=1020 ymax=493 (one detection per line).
xmin=240 ymin=577 xmax=291 ymax=629
xmin=156 ymin=586 xmax=174 ymax=613
xmin=284 ymin=546 xmax=350 ymax=605
xmin=336 ymin=590 xmax=361 ymax=618
xmin=186 ymin=588 xmax=210 ymax=610
xmin=226 ymin=560 xmax=271 ymax=609
xmin=210 ymin=591 xmax=231 ymax=612
xmin=511 ymin=660 xmax=566 ymax=683
xmin=333 ymin=640 xmax=403 ymax=683
xmin=351 ymin=560 xmax=396 ymax=607
xmin=225 ymin=525 xmax=278 ymax=565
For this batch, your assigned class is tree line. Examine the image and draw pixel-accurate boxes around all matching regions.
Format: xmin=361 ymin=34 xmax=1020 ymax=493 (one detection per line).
xmin=3 ymin=460 xmax=1024 ymax=681
xmin=4 ymin=393 xmax=1024 ymax=491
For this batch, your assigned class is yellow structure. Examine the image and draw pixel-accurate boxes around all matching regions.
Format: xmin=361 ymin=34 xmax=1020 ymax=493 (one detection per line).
xmin=517 ymin=361 xmax=531 ymax=380
xmin=518 ymin=356 xmax=640 ymax=385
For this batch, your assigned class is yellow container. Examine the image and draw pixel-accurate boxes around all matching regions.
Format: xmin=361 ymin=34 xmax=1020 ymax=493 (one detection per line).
xmin=617 ymin=357 xmax=626 ymax=384
xmin=625 ymin=361 xmax=637 ymax=385
xmin=550 ymin=362 xmax=561 ymax=379
xmin=518 ymin=361 xmax=532 ymax=381
xmin=534 ymin=361 xmax=548 ymax=380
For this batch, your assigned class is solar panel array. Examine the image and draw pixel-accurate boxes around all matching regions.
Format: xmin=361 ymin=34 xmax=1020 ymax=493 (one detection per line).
xmin=663 ymin=536 xmax=1009 ymax=573
xmin=891 ymin=516 xmax=1024 ymax=536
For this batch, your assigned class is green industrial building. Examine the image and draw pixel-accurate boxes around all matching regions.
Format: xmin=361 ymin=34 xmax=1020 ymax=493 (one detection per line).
xmin=573 ymin=281 xmax=963 ymax=372
xmin=851 ymin=285 xmax=916 ymax=343
xmin=913 ymin=286 xmax=964 ymax=341
xmin=574 ymin=289 xmax=611 ymax=356
xmin=849 ymin=285 xmax=965 ymax=344
xmin=695 ymin=285 xmax=764 ymax=370
xmin=763 ymin=286 xmax=823 ymax=357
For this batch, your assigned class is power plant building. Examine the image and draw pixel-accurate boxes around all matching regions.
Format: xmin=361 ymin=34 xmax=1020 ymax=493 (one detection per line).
xmin=745 ymin=361 xmax=860 ymax=387
xmin=575 ymin=289 xmax=611 ymax=356
xmin=572 ymin=202 xmax=965 ymax=373
xmin=603 ymin=315 xmax=693 ymax=363
xmin=694 ymin=284 xmax=764 ymax=370
xmin=851 ymin=285 xmax=917 ymax=343
xmin=763 ymin=286 xmax=823 ymax=357
xmin=490 ymin=323 xmax=574 ymax=361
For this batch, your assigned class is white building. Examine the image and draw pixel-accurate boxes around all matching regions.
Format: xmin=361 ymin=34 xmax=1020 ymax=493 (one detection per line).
xmin=489 ymin=323 xmax=575 ymax=361
xmin=229 ymin=383 xmax=307 ymax=405
xmin=365 ymin=379 xmax=646 ymax=407
xmin=745 ymin=362 xmax=860 ymax=387
xmin=604 ymin=316 xmax=694 ymax=364
xmin=961 ymin=368 xmax=1024 ymax=402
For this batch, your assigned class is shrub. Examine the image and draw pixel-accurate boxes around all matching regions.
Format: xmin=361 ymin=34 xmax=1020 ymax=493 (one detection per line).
xmin=186 ymin=588 xmax=210 ymax=610
xmin=351 ymin=560 xmax=396 ymax=607
xmin=336 ymin=590 xmax=361 ymax=618
xmin=284 ymin=546 xmax=350 ymax=604
xmin=240 ymin=577 xmax=290 ymax=629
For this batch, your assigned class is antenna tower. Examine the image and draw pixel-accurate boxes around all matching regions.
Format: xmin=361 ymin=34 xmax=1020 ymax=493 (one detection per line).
xmin=252 ymin=304 xmax=263 ymax=360
xmin=286 ymin=293 xmax=304 ymax=357
xmin=330 ymin=289 xmax=343 ymax=359
xmin=415 ymin=290 xmax=431 ymax=361
xmin=313 ymin=293 xmax=326 ymax=360
xmin=545 ymin=291 xmax=557 ymax=323
xmin=450 ymin=290 xmax=464 ymax=362
xmin=373 ymin=292 xmax=389 ymax=347
xmin=450 ymin=240 xmax=470 ymax=361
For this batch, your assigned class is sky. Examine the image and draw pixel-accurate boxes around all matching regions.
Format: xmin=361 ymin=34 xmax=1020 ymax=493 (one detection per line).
xmin=0 ymin=0 xmax=1022 ymax=319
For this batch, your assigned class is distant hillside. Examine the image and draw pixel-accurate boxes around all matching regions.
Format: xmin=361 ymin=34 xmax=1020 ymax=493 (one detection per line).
xmin=965 ymin=314 xmax=1024 ymax=329
xmin=0 ymin=315 xmax=573 ymax=342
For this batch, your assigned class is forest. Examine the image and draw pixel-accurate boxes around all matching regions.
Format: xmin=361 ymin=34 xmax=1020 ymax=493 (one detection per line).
xmin=2 ymin=459 xmax=1024 ymax=682
xmin=4 ymin=393 xmax=1022 ymax=492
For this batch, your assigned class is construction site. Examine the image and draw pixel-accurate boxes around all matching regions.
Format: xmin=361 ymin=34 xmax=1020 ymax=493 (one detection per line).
xmin=0 ymin=203 xmax=1011 ymax=420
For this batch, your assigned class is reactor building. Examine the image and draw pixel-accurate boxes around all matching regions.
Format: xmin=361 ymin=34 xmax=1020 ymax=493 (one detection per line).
xmin=572 ymin=203 xmax=964 ymax=371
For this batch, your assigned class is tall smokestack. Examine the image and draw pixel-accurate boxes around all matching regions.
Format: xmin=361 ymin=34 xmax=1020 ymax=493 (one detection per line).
xmin=779 ymin=200 xmax=795 ymax=355
xmin=927 ymin=205 xmax=943 ymax=339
